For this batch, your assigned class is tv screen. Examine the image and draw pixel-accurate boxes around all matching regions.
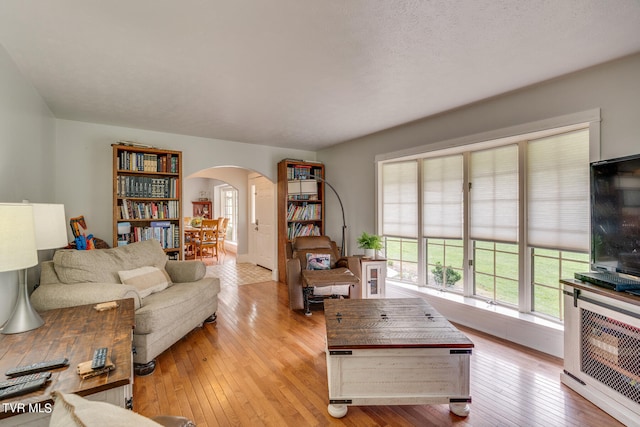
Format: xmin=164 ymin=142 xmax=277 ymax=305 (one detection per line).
xmin=591 ymin=154 xmax=640 ymax=278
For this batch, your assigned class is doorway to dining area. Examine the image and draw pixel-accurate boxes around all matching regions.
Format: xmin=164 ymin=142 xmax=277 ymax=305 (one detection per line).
xmin=184 ymin=167 xmax=277 ymax=280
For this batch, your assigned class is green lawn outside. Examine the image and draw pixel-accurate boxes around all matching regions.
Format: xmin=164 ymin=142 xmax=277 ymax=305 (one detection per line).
xmin=384 ymin=237 xmax=589 ymax=320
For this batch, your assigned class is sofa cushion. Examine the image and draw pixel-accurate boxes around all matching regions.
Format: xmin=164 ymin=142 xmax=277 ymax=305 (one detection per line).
xmin=50 ymin=391 xmax=162 ymax=427
xmin=118 ymin=266 xmax=171 ymax=298
xmin=53 ymin=239 xmax=167 ymax=284
xmin=135 ymin=278 xmax=221 ymax=334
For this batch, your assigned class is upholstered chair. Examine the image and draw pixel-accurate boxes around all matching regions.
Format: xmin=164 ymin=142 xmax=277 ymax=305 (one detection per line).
xmin=285 ymin=236 xmax=361 ymax=315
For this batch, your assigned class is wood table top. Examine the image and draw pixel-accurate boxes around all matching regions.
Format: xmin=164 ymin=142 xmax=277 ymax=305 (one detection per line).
xmin=324 ymin=298 xmax=474 ymax=350
xmin=0 ymin=299 xmax=135 ymax=419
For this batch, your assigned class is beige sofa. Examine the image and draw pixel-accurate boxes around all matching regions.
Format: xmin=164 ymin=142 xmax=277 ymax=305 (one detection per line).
xmin=31 ymin=239 xmax=220 ymax=375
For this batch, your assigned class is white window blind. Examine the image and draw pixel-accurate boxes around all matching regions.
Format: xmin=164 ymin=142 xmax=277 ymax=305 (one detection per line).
xmin=382 ymin=161 xmax=418 ymax=238
xmin=423 ymin=154 xmax=464 ymax=239
xmin=470 ymin=145 xmax=519 ymax=242
xmin=527 ymin=129 xmax=589 ymax=252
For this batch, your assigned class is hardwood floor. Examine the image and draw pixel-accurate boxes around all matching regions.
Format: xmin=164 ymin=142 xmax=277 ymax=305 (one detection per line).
xmin=133 ymin=279 xmax=622 ymax=426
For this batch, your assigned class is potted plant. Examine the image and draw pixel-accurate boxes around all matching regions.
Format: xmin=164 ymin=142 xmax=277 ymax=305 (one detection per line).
xmin=357 ymin=232 xmax=383 ymax=258
xmin=431 ymin=262 xmax=461 ymax=287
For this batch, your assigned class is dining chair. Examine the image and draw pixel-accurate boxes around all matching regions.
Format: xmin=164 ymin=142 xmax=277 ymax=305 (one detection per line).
xmin=198 ymin=218 xmax=219 ymax=260
xmin=217 ymin=217 xmax=229 ymax=256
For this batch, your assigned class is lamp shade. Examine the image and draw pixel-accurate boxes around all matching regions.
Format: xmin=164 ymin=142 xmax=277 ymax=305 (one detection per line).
xmin=0 ymin=203 xmax=38 ymax=272
xmin=31 ymin=203 xmax=68 ymax=250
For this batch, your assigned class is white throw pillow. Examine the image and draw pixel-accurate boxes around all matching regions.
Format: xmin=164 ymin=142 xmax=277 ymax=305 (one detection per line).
xmin=118 ymin=266 xmax=171 ymax=298
xmin=50 ymin=391 xmax=162 ymax=427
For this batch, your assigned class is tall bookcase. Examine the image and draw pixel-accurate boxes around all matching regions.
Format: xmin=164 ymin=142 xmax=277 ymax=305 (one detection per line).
xmin=112 ymin=144 xmax=183 ymax=259
xmin=277 ymin=159 xmax=325 ymax=282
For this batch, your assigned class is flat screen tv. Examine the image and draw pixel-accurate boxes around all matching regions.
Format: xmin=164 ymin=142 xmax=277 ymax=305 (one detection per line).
xmin=591 ymin=153 xmax=640 ymax=279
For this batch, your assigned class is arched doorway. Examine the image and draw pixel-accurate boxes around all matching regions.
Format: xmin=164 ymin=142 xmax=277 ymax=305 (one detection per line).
xmin=185 ymin=166 xmax=277 ymax=278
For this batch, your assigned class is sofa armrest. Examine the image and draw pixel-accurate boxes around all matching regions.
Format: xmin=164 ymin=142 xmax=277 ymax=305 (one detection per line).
xmin=31 ymin=283 xmax=141 ymax=312
xmin=165 ymin=260 xmax=206 ymax=283
xmin=39 ymin=261 xmax=61 ymax=285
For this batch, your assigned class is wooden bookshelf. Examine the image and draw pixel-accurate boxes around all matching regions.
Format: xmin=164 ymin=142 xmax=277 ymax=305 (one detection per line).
xmin=112 ymin=144 xmax=183 ymax=259
xmin=277 ymin=159 xmax=325 ymax=282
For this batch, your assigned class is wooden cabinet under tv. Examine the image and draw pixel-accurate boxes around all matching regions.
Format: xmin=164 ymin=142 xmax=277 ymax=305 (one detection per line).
xmin=277 ymin=159 xmax=325 ymax=283
xmin=112 ymin=144 xmax=183 ymax=259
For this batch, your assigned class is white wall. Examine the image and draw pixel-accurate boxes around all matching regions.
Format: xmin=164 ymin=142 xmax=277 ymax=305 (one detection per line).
xmin=0 ymin=46 xmax=56 ymax=202
xmin=317 ymin=53 xmax=640 ymax=356
xmin=0 ymin=45 xmax=57 ymax=325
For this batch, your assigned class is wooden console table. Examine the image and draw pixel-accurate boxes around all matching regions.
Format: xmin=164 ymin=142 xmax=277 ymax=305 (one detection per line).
xmin=0 ymin=299 xmax=135 ymax=426
xmin=324 ymin=298 xmax=473 ymax=418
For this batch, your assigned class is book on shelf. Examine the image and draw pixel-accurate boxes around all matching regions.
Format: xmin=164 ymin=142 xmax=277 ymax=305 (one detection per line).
xmin=287 ymin=223 xmax=321 ymax=240
xmin=287 ymin=203 xmax=321 ymax=221
xmin=120 ymin=199 xmax=179 ymax=220
xmin=123 ymin=224 xmax=179 ymax=250
xmin=117 ymin=176 xmax=179 ymax=198
xmin=286 ymin=165 xmax=323 ymax=180
xmin=117 ymin=150 xmax=179 ymax=174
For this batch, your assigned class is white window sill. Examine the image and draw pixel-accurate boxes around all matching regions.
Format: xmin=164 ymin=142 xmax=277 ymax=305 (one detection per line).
xmin=387 ymin=280 xmax=564 ymax=358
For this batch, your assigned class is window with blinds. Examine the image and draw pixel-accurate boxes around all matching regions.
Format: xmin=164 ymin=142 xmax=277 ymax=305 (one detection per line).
xmin=377 ymin=118 xmax=594 ymax=320
xmin=423 ymin=155 xmax=464 ymax=239
xmin=527 ymin=129 xmax=590 ymax=252
xmin=381 ymin=161 xmax=418 ymax=238
xmin=470 ymin=145 xmax=519 ymax=243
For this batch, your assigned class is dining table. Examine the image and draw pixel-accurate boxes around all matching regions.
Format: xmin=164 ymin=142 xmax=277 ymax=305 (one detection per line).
xmin=183 ymin=225 xmax=202 ymax=259
xmin=184 ymin=223 xmax=218 ymax=259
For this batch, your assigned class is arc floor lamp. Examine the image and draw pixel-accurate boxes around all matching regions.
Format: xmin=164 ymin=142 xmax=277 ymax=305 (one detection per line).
xmin=308 ymin=174 xmax=347 ymax=257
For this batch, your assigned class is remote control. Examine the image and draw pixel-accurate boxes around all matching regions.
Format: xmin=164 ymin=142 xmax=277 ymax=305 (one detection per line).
xmin=0 ymin=371 xmax=51 ymax=389
xmin=0 ymin=377 xmax=48 ymax=400
xmin=91 ymin=347 xmax=108 ymax=370
xmin=5 ymin=358 xmax=69 ymax=377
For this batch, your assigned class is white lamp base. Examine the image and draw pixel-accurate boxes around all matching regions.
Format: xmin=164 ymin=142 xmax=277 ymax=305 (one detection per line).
xmin=1 ymin=269 xmax=43 ymax=334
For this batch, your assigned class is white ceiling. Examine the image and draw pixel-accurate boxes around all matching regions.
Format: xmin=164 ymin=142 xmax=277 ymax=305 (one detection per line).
xmin=1 ymin=1 xmax=640 ymax=151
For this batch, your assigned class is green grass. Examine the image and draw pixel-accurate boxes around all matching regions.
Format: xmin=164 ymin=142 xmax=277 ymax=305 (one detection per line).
xmin=384 ymin=237 xmax=589 ymax=320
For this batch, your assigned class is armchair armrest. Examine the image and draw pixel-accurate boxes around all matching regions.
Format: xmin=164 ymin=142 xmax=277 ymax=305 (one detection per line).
xmin=286 ymin=257 xmax=304 ymax=310
xmin=336 ymin=256 xmax=362 ymax=278
xmin=31 ymin=282 xmax=141 ymax=312
xmin=165 ymin=260 xmax=206 ymax=283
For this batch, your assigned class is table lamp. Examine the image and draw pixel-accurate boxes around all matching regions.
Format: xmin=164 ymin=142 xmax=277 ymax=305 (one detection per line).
xmin=32 ymin=203 xmax=68 ymax=251
xmin=0 ymin=203 xmax=39 ymax=334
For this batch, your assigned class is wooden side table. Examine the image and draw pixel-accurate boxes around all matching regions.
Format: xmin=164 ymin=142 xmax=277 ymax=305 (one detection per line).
xmin=0 ymin=299 xmax=135 ymax=426
xmin=360 ymin=258 xmax=387 ymax=298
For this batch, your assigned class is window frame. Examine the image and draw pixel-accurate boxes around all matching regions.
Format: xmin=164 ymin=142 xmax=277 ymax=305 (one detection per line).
xmin=376 ymin=109 xmax=600 ymax=321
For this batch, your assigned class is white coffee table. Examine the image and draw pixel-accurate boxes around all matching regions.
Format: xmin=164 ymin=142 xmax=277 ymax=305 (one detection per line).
xmin=324 ymin=298 xmax=473 ymax=418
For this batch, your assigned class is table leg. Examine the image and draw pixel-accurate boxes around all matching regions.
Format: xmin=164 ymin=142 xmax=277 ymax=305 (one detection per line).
xmin=449 ymin=402 xmax=470 ymax=417
xmin=328 ymin=404 xmax=348 ymax=418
